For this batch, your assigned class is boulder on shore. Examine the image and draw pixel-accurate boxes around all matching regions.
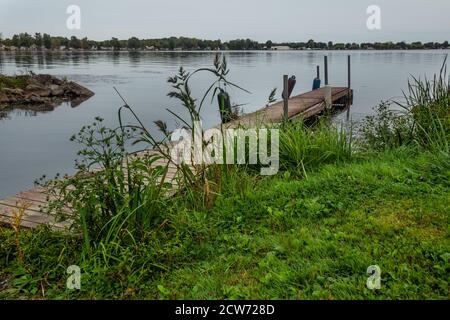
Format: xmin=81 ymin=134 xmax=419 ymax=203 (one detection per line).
xmin=0 ymin=73 xmax=94 ymax=110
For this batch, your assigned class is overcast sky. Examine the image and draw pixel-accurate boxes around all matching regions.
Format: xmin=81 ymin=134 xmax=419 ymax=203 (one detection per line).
xmin=0 ymin=0 xmax=449 ymax=42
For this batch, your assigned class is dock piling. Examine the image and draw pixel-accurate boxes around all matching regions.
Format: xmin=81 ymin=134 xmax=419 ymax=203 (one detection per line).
xmin=346 ymin=55 xmax=351 ymax=119
xmin=324 ymin=56 xmax=329 ymax=85
xmin=347 ymin=55 xmax=351 ymax=90
xmin=283 ymin=75 xmax=289 ymax=121
xmin=324 ymin=85 xmax=332 ymax=110
xmin=347 ymin=55 xmax=352 ymax=115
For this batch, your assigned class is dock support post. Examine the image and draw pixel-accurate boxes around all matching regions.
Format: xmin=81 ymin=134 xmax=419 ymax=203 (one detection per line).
xmin=324 ymin=85 xmax=332 ymax=111
xmin=283 ymin=75 xmax=289 ymax=121
xmin=346 ymin=55 xmax=351 ymax=119
xmin=324 ymin=56 xmax=329 ymax=85
xmin=347 ymin=55 xmax=351 ymax=91
xmin=316 ymin=65 xmax=320 ymax=79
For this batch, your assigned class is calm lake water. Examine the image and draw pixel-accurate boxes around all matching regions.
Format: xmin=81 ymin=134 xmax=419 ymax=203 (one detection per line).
xmin=0 ymin=50 xmax=448 ymax=198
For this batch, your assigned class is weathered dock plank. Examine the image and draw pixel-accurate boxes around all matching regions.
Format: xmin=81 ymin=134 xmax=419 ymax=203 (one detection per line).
xmin=225 ymin=87 xmax=352 ymax=128
xmin=0 ymin=203 xmax=69 ymax=230
xmin=0 ymin=153 xmax=180 ymax=231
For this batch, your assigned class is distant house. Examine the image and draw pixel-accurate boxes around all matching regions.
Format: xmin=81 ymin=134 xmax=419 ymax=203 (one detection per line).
xmin=0 ymin=44 xmax=5 ymax=51
xmin=145 ymin=46 xmax=155 ymax=51
xmin=272 ymin=46 xmax=291 ymax=51
xmin=60 ymin=45 xmax=67 ymax=50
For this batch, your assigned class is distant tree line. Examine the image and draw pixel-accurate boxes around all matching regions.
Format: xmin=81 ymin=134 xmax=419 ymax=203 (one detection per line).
xmin=0 ymin=33 xmax=449 ymax=51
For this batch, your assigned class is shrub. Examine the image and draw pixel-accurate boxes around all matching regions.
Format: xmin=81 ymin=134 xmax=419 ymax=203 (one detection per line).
xmin=37 ymin=117 xmax=172 ymax=247
xmin=361 ymin=58 xmax=449 ymax=153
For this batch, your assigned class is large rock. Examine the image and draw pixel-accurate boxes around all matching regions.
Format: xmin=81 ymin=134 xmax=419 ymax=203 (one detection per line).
xmin=0 ymin=92 xmax=9 ymax=103
xmin=0 ymin=74 xmax=94 ymax=108
xmin=63 ymin=81 xmax=95 ymax=98
xmin=34 ymin=74 xmax=63 ymax=86
xmin=3 ymin=88 xmax=24 ymax=96
xmin=1 ymin=88 xmax=24 ymax=102
xmin=23 ymin=93 xmax=45 ymax=104
xmin=49 ymin=84 xmax=64 ymax=96
xmin=25 ymin=84 xmax=51 ymax=97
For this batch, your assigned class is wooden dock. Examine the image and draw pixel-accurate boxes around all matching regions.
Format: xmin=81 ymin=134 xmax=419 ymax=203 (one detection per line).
xmin=0 ymin=86 xmax=352 ymax=230
xmin=0 ymin=152 xmax=180 ymax=231
xmin=225 ymin=86 xmax=352 ymax=128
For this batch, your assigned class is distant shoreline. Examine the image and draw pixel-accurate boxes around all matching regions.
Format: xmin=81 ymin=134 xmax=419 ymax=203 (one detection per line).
xmin=2 ymin=34 xmax=448 ymax=52
xmin=1 ymin=48 xmax=450 ymax=54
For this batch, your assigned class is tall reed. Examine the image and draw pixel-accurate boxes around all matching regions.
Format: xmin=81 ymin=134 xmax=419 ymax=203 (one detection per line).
xmin=361 ymin=57 xmax=449 ymax=153
xmin=279 ymin=119 xmax=353 ymax=177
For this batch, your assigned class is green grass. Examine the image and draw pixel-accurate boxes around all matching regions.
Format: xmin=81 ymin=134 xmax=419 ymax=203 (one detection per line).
xmin=279 ymin=120 xmax=353 ymax=176
xmin=1 ymin=148 xmax=448 ymax=299
xmin=0 ymin=75 xmax=28 ymax=90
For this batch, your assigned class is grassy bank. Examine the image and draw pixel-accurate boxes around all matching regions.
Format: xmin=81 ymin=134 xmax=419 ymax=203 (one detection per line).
xmin=0 ymin=148 xmax=449 ymax=299
xmin=0 ymin=55 xmax=448 ymax=299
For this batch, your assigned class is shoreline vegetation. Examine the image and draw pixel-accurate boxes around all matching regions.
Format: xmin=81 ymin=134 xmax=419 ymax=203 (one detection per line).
xmin=0 ymin=54 xmax=448 ymax=299
xmin=0 ymin=33 xmax=449 ymax=52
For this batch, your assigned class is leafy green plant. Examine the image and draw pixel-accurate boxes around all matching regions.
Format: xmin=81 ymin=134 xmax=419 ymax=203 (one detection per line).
xmin=361 ymin=101 xmax=414 ymax=150
xmin=37 ymin=117 xmax=172 ymax=248
xmin=397 ymin=60 xmax=449 ymax=152
xmin=362 ymin=58 xmax=449 ymax=153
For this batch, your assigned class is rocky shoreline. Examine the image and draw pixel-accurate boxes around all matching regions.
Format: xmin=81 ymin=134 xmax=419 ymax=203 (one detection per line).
xmin=0 ymin=74 xmax=94 ymax=110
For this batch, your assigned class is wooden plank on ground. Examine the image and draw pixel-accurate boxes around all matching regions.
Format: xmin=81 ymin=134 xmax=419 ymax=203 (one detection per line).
xmin=0 ymin=203 xmax=67 ymax=229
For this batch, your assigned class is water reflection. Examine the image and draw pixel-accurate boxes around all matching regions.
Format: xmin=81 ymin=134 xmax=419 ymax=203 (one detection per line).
xmin=0 ymin=107 xmax=42 ymax=120
xmin=0 ymin=103 xmax=64 ymax=120
xmin=0 ymin=110 xmax=8 ymax=120
xmin=128 ymin=51 xmax=142 ymax=66
xmin=36 ymin=53 xmax=45 ymax=68
xmin=111 ymin=51 xmax=121 ymax=66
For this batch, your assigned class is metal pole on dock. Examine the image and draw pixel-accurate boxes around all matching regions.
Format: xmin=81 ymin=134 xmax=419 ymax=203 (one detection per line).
xmin=283 ymin=75 xmax=289 ymax=121
xmin=316 ymin=65 xmax=320 ymax=79
xmin=324 ymin=56 xmax=329 ymax=85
